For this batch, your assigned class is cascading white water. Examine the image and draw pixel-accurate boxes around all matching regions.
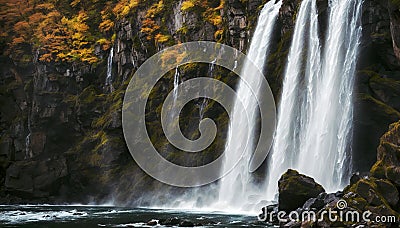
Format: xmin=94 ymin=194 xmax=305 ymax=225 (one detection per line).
xmin=216 ymin=0 xmax=282 ymax=210
xmin=266 ymin=0 xmax=362 ymax=199
xmin=266 ymin=0 xmax=320 ymax=199
xmin=297 ymin=0 xmax=363 ymax=190
xmin=106 ymin=47 xmax=114 ymax=92
xmin=173 ymin=67 xmax=180 ymax=100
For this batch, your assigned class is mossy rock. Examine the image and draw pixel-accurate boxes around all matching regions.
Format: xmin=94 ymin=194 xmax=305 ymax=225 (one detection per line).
xmin=278 ymin=169 xmax=325 ymax=212
xmin=357 ymin=93 xmax=400 ymax=118
xmin=370 ymin=160 xmax=387 ymax=179
xmin=375 ymin=179 xmax=399 ymax=207
xmin=346 ymin=177 xmax=399 ymax=212
xmin=386 ymin=165 xmax=400 ymax=187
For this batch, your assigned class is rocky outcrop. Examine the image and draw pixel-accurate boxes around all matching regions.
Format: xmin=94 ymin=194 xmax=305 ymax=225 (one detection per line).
xmin=278 ymin=169 xmax=325 ymax=212
xmin=263 ymin=122 xmax=400 ymax=227
xmin=4 ymin=156 xmax=68 ymax=200
xmin=370 ymin=120 xmax=400 ymax=187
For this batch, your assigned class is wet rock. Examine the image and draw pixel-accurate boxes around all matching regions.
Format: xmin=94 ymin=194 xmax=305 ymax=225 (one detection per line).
xmin=302 ymin=197 xmax=324 ymax=211
xmin=146 ymin=219 xmax=158 ymax=226
xmin=375 ymin=179 xmax=399 ymax=207
xmin=386 ymin=165 xmax=400 ymax=186
xmin=5 ymin=156 xmax=67 ymax=198
xmin=179 ymin=220 xmax=194 ymax=227
xmin=159 ymin=217 xmax=181 ymax=226
xmin=72 ymin=212 xmax=84 ymax=216
xmin=278 ymin=169 xmax=325 ymax=212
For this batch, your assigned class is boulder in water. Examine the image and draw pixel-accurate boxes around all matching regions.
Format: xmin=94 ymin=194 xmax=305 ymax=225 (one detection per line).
xmin=278 ymin=169 xmax=325 ymax=212
xmin=146 ymin=219 xmax=158 ymax=226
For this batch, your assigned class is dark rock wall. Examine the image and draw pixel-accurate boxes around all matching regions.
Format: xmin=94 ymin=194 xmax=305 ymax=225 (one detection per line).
xmin=353 ymin=0 xmax=400 ymax=173
xmin=0 ymin=0 xmax=399 ymax=204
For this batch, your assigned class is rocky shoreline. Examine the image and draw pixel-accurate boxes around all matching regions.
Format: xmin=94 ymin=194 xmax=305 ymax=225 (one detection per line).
xmin=260 ymin=121 xmax=400 ymax=227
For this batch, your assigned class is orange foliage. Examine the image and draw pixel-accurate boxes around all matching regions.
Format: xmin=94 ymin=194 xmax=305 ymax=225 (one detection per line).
xmin=0 ymin=0 xmax=117 ymax=63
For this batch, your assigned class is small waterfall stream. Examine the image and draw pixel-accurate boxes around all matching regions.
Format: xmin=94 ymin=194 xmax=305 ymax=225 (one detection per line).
xmin=105 ymin=47 xmax=114 ymax=92
xmin=216 ymin=0 xmax=282 ymax=210
xmin=173 ymin=67 xmax=180 ymax=101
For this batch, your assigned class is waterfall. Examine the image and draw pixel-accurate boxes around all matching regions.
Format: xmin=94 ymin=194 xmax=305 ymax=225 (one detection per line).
xmin=266 ymin=0 xmax=362 ymax=199
xmin=216 ymin=0 xmax=282 ymax=210
xmin=266 ymin=0 xmax=320 ymax=199
xmin=297 ymin=0 xmax=363 ymax=190
xmin=173 ymin=67 xmax=180 ymax=101
xmin=106 ymin=47 xmax=114 ymax=92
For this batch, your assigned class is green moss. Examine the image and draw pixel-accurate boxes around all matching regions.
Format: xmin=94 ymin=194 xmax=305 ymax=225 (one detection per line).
xmin=358 ymin=93 xmax=400 ymax=117
xmin=177 ymin=26 xmax=189 ymax=35
xmin=23 ymin=79 xmax=33 ymax=92
xmin=346 ymin=177 xmax=399 ymax=215
xmin=370 ymin=160 xmax=387 ymax=179
xmin=63 ymin=94 xmax=78 ymax=104
xmin=92 ymin=131 xmax=109 ymax=152
xmin=79 ymin=86 xmax=98 ymax=104
xmin=92 ymin=86 xmax=124 ymax=129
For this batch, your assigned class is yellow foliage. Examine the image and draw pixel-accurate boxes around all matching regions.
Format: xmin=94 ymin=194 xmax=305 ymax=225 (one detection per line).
xmin=99 ymin=19 xmax=114 ymax=32
xmin=214 ymin=29 xmax=224 ymax=41
xmin=97 ymin=38 xmax=112 ymax=50
xmin=209 ymin=14 xmax=222 ymax=26
xmin=160 ymin=49 xmax=186 ymax=68
xmin=70 ymin=0 xmax=80 ymax=7
xmin=113 ymin=0 xmax=139 ymax=19
xmin=181 ymin=1 xmax=195 ymax=11
xmin=141 ymin=18 xmax=160 ymax=40
xmin=203 ymin=0 xmax=225 ymax=26
xmin=154 ymin=33 xmax=170 ymax=43
xmin=146 ymin=0 xmax=164 ymax=18
xmin=214 ymin=0 xmax=225 ymax=10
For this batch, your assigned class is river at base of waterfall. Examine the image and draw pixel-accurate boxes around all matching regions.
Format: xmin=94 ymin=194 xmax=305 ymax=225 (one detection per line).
xmin=0 ymin=205 xmax=274 ymax=227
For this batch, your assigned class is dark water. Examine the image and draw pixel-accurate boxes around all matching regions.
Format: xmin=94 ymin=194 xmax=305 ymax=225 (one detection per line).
xmin=0 ymin=205 xmax=274 ymax=227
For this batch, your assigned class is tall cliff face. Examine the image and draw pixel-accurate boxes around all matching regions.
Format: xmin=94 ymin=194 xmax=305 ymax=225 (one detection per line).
xmin=0 ymin=0 xmax=399 ymax=205
xmin=353 ymin=0 xmax=400 ymax=173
